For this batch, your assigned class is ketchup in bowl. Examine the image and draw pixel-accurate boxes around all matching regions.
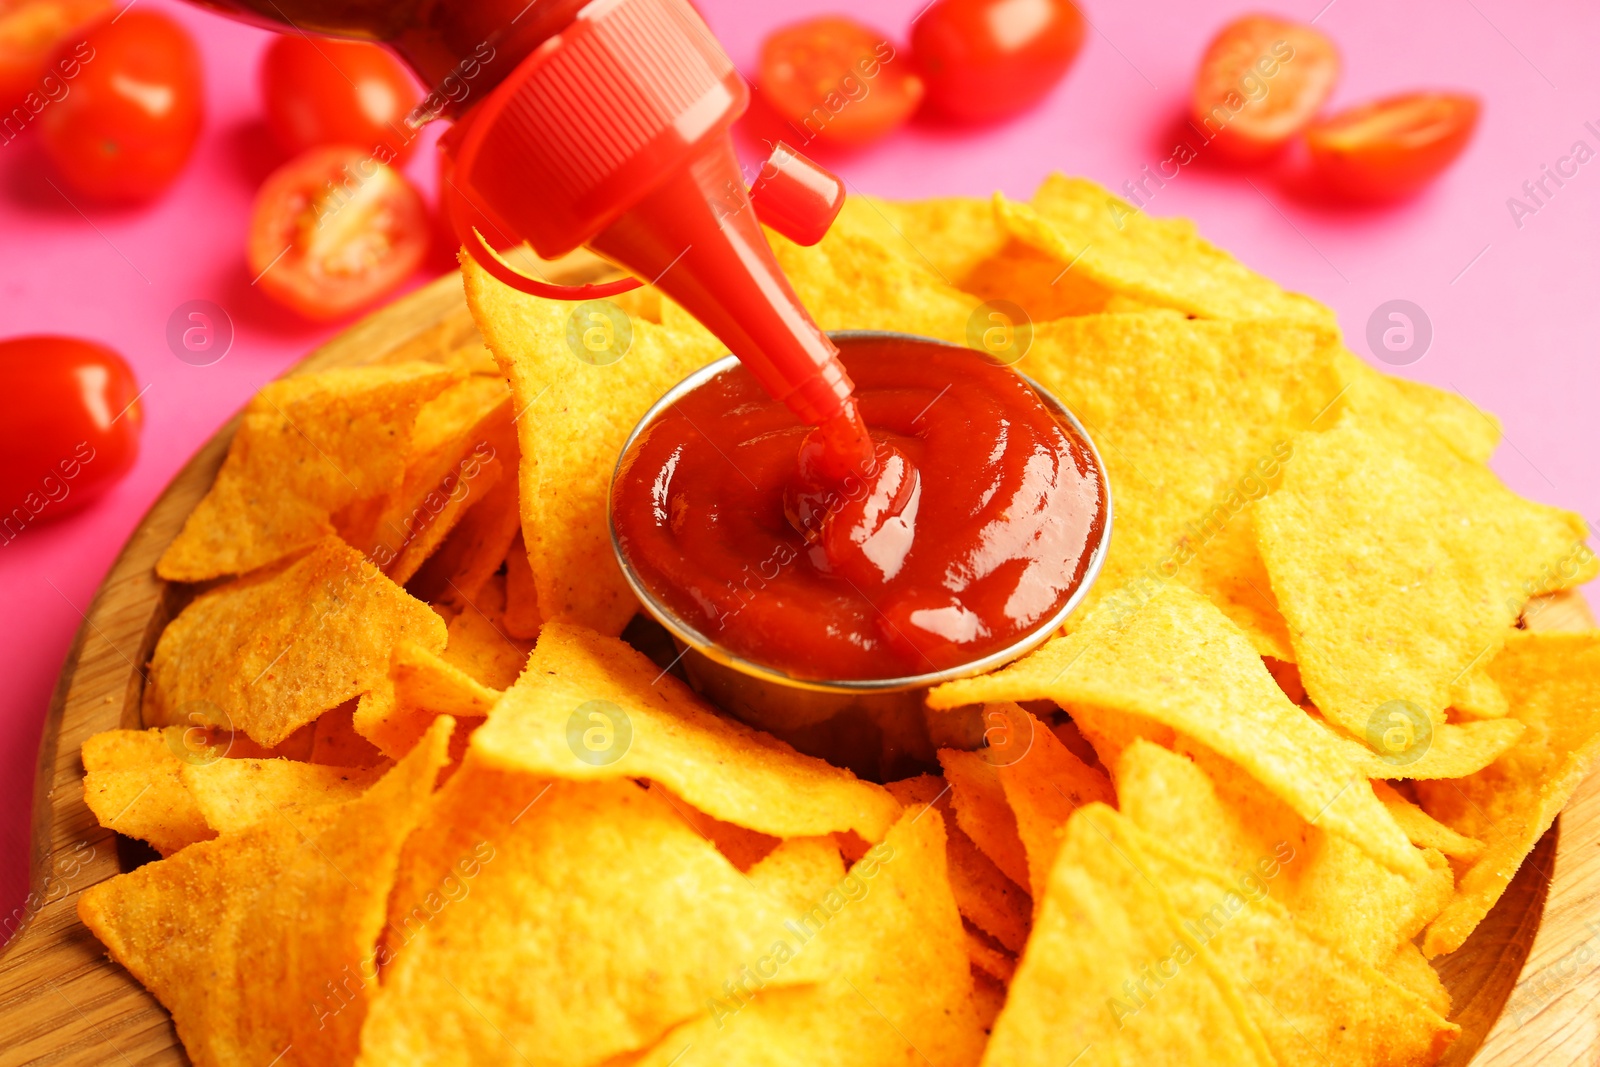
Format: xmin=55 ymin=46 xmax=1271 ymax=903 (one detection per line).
xmin=611 ymin=333 xmax=1109 ymax=682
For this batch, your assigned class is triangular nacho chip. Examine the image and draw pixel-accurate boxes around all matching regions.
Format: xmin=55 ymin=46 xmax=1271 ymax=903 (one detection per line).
xmin=1256 ymin=415 xmax=1593 ymax=736
xmin=145 ymin=537 xmax=447 ymax=747
xmin=78 ymin=718 xmax=453 ymax=1067
xmin=81 ymin=728 xmax=215 ymax=855
xmin=179 ymin=758 xmax=383 ymax=834
xmin=623 ymin=808 xmax=987 ymax=1067
xmin=358 ymin=764 xmax=820 ymax=1067
xmin=158 ymin=363 xmax=455 ymax=581
xmin=462 ymin=254 xmax=725 ymax=635
xmin=1417 ymin=630 xmax=1600 ymax=956
xmin=471 ymin=621 xmax=900 ymax=841
xmin=931 ymin=582 xmax=1424 ymax=877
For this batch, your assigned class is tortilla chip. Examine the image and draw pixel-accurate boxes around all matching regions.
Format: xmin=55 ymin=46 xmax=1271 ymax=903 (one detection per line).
xmin=81 ymin=728 xmax=215 ymax=855
xmin=887 ymin=774 xmax=1032 ymax=952
xmin=1018 ymin=310 xmax=1342 ymax=652
xmin=353 ymin=381 xmax=513 ymax=584
xmin=1257 ymin=415 xmax=1593 ymax=737
xmin=1372 ymin=780 xmax=1484 ymax=861
xmin=502 ymin=531 xmax=542 ymax=639
xmin=144 ymin=537 xmax=447 ymax=748
xmin=438 ymin=572 xmax=534 ymax=689
xmin=1113 ymin=739 xmax=1449 ymax=968
xmin=1342 ymin=716 xmax=1525 ymax=780
xmin=78 ymin=718 xmax=452 ymax=1067
xmin=622 ymin=808 xmax=987 ymax=1067
xmin=1117 ymin=810 xmax=1459 ymax=1065
xmin=1332 ymin=347 xmax=1500 ymax=465
xmin=310 ymin=702 xmax=387 ymax=767
xmin=937 ymin=748 xmax=1030 ymax=890
xmin=353 ymin=640 xmax=498 ymax=760
xmin=358 ymin=764 xmax=819 ymax=1067
xmin=1450 ymin=660 xmax=1511 ymax=720
xmin=158 ymin=363 xmax=455 ymax=582
xmin=990 ymin=705 xmax=1115 ymax=903
xmin=462 ymin=254 xmax=725 ymax=635
xmin=766 ymin=225 xmax=979 ymax=344
xmin=965 ymin=926 xmax=1017 ymax=985
xmin=835 ymin=194 xmax=1010 ymax=287
xmin=645 ymin=781 xmax=780 ymax=872
xmin=179 ymin=758 xmax=383 ymax=834
xmin=473 ymin=621 xmax=901 ymax=841
xmin=406 ymin=442 xmax=523 ymax=612
xmin=931 ymin=582 xmax=1423 ymax=877
xmin=1417 ymin=630 xmax=1600 ymax=956
xmin=1383 ymin=941 xmax=1453 ymax=1019
xmin=1005 ymin=175 xmax=1335 ymax=325
xmin=983 ymin=805 xmax=1276 ymax=1066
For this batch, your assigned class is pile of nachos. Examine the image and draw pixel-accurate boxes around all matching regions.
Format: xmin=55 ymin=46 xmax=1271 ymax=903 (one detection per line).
xmin=71 ymin=174 xmax=1600 ymax=1067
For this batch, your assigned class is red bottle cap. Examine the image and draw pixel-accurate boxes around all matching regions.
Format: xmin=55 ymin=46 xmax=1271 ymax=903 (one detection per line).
xmin=444 ymin=0 xmax=854 ymax=426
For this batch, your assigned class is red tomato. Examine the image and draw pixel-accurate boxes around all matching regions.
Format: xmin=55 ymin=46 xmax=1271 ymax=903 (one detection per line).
xmin=37 ymin=10 xmax=202 ymax=201
xmin=911 ymin=0 xmax=1084 ymax=124
xmin=757 ymin=17 xmax=923 ymax=149
xmin=0 ymin=0 xmax=108 ymax=115
xmin=1191 ymin=15 xmax=1338 ymax=164
xmin=0 ymin=336 xmax=141 ymax=529
xmin=1306 ymin=92 xmax=1481 ymax=201
xmin=260 ymin=36 xmax=421 ymax=165
xmin=247 ymin=145 xmax=429 ymax=321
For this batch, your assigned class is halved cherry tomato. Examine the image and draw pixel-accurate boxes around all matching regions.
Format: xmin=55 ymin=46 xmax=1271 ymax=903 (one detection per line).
xmin=37 ymin=10 xmax=202 ymax=201
xmin=0 ymin=0 xmax=108 ymax=115
xmin=911 ymin=0 xmax=1084 ymax=124
xmin=260 ymin=36 xmax=421 ymax=165
xmin=757 ymin=17 xmax=923 ymax=149
xmin=0 ymin=335 xmax=141 ymax=529
xmin=1191 ymin=15 xmax=1338 ymax=164
xmin=247 ymin=145 xmax=429 ymax=321
xmin=1306 ymin=92 xmax=1480 ymax=201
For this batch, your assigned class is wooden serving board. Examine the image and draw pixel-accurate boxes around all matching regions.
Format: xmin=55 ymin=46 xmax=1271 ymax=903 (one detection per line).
xmin=1 ymin=268 xmax=1598 ymax=1066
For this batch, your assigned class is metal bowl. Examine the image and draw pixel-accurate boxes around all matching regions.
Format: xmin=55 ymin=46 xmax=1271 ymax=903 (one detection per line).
xmin=608 ymin=331 xmax=1113 ymax=776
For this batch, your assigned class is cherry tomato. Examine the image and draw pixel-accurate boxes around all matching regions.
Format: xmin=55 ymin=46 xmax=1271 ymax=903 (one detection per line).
xmin=247 ymin=145 xmax=429 ymax=321
xmin=911 ymin=0 xmax=1084 ymax=124
xmin=757 ymin=17 xmax=923 ymax=149
xmin=0 ymin=0 xmax=108 ymax=114
xmin=0 ymin=336 xmax=141 ymax=529
xmin=260 ymin=36 xmax=421 ymax=165
xmin=1306 ymin=92 xmax=1481 ymax=201
xmin=1191 ymin=15 xmax=1338 ymax=164
xmin=37 ymin=10 xmax=202 ymax=201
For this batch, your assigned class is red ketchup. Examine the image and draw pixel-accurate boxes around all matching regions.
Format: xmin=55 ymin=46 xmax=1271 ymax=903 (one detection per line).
xmin=613 ymin=336 xmax=1107 ymax=681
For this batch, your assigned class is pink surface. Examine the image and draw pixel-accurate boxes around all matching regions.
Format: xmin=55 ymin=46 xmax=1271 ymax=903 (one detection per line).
xmin=2 ymin=0 xmax=1597 ymax=926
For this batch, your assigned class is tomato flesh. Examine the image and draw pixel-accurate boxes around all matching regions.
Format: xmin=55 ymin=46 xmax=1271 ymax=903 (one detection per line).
xmin=0 ymin=336 xmax=141 ymax=530
xmin=260 ymin=36 xmax=421 ymax=165
xmin=911 ymin=0 xmax=1084 ymax=124
xmin=248 ymin=145 xmax=429 ymax=321
xmin=38 ymin=10 xmax=202 ymax=201
xmin=1191 ymin=15 xmax=1338 ymax=164
xmin=757 ymin=17 xmax=923 ymax=149
xmin=0 ymin=0 xmax=108 ymax=116
xmin=1307 ymin=92 xmax=1480 ymax=201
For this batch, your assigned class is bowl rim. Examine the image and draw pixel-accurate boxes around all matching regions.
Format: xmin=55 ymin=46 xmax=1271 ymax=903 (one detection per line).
xmin=608 ymin=329 xmax=1115 ymax=694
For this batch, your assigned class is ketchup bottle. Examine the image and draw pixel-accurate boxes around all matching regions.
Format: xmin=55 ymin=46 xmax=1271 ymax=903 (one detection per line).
xmin=193 ymin=0 xmax=863 ymax=434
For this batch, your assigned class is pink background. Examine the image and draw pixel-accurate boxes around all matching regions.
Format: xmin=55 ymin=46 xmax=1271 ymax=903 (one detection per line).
xmin=2 ymin=0 xmax=1597 ymax=926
